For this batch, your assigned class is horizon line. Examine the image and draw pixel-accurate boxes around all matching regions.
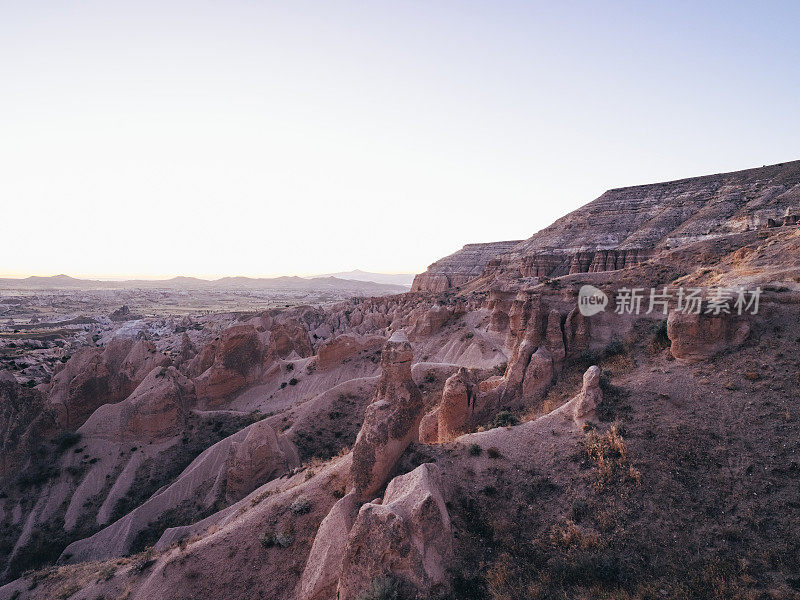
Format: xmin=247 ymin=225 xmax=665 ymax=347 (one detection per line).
xmin=0 ymin=270 xmax=419 ymax=282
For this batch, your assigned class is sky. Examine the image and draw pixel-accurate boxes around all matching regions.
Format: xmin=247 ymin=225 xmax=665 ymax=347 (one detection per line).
xmin=1 ymin=1 xmax=799 ymax=279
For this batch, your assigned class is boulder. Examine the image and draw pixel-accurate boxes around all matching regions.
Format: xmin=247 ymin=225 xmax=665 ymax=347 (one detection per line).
xmin=666 ymin=311 xmax=750 ymax=363
xmin=418 ymin=406 xmax=440 ymax=444
xmin=350 ymin=331 xmax=424 ymax=499
xmin=317 ymin=333 xmax=383 ymax=371
xmin=337 ymin=463 xmax=453 ymax=600
xmin=573 ymin=365 xmax=602 ymax=422
xmin=521 ymin=347 xmax=554 ymax=399
xmin=225 ymin=419 xmax=299 ymax=502
xmin=191 ymin=324 xmax=264 ymax=404
xmin=295 ymin=492 xmax=361 ymax=600
xmin=48 ymin=338 xmax=170 ymax=429
xmin=79 ymin=366 xmax=195 ymax=441
xmin=437 ymin=368 xmax=475 ymax=442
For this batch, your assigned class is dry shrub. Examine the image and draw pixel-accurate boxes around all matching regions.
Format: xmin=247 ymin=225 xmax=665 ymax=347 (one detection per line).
xmin=584 ymin=423 xmax=640 ymax=490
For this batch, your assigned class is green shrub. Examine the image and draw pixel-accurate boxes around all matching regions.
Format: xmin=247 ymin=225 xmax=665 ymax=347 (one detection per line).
xmin=603 ymin=339 xmax=624 ymax=357
xmin=290 ymin=496 xmax=311 ymax=515
xmin=468 ymin=443 xmax=482 ymax=456
xmin=491 ymin=410 xmax=518 ymax=429
xmin=354 ymin=577 xmax=405 ymax=600
xmin=54 ymin=431 xmax=81 ymax=451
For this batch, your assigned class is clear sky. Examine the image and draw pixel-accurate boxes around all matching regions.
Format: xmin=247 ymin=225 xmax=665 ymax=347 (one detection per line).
xmin=2 ymin=1 xmax=798 ymax=279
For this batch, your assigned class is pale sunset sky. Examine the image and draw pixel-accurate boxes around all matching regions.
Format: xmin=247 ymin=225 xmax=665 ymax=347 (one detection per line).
xmin=1 ymin=1 xmax=798 ymax=279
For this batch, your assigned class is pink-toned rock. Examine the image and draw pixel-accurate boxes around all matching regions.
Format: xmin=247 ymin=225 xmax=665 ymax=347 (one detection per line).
xmin=0 ymin=380 xmax=58 ymax=478
xmin=350 ymin=331 xmax=424 ymax=499
xmin=79 ymin=366 xmax=195 ymax=441
xmin=437 ymin=368 xmax=475 ymax=442
xmin=191 ymin=325 xmax=264 ymax=405
xmin=565 ymin=306 xmax=591 ymax=356
xmin=337 ymin=463 xmax=453 ymax=600
xmin=295 ymin=492 xmax=361 ymax=600
xmin=573 ymin=365 xmax=602 ymax=422
xmin=48 ymin=338 xmax=170 ymax=429
xmin=667 ymin=311 xmax=750 ymax=363
xmin=545 ymin=309 xmax=566 ymax=363
xmin=411 ymin=304 xmax=451 ymax=337
xmin=316 ymin=333 xmax=383 ymax=371
xmin=521 ymin=347 xmax=554 ymax=399
xmin=225 ymin=419 xmax=298 ymax=502
xmin=486 ymin=290 xmax=513 ymax=333
xmin=176 ymin=333 xmax=198 ymax=365
xmin=266 ymin=320 xmax=313 ymax=361
xmin=419 ymin=406 xmax=440 ymax=444
xmin=478 ymin=375 xmax=504 ymax=394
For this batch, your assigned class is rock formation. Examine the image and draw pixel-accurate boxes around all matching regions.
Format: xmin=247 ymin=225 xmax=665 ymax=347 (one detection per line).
xmin=0 ymin=380 xmax=58 ymax=478
xmin=225 ymin=419 xmax=299 ymax=502
xmin=316 ymin=333 xmax=383 ymax=371
xmin=413 ymin=160 xmax=800 ymax=292
xmin=190 ymin=324 xmax=264 ymax=404
xmin=436 ymin=367 xmax=475 ymax=442
xmin=350 ymin=331 xmax=424 ymax=499
xmin=411 ymin=240 xmax=523 ymax=292
xmin=337 ymin=463 xmax=453 ymax=600
xmin=48 ymin=338 xmax=169 ymax=429
xmin=573 ymin=365 xmax=602 ymax=422
xmin=666 ymin=310 xmax=750 ymax=363
xmin=79 ymin=365 xmax=196 ymax=441
xmin=295 ymin=492 xmax=362 ymax=600
xmin=521 ymin=347 xmax=554 ymax=399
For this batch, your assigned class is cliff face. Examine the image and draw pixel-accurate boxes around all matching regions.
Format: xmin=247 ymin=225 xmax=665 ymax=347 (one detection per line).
xmin=411 ymin=240 xmax=523 ymax=292
xmin=413 ymin=160 xmax=800 ymax=291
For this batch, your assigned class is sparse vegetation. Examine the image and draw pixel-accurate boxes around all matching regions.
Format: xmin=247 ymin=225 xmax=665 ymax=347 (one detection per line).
xmin=354 ymin=577 xmax=406 ymax=600
xmin=490 ymin=410 xmax=518 ymax=429
xmin=289 ymin=496 xmax=312 ymax=515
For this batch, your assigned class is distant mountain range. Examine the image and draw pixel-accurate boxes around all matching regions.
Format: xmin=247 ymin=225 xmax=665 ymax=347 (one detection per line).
xmin=313 ymin=270 xmax=414 ymax=287
xmin=0 ymin=274 xmax=409 ymax=294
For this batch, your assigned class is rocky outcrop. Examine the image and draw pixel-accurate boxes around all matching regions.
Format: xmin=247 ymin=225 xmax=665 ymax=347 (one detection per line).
xmin=521 ymin=347 xmax=554 ymax=399
xmin=265 ymin=319 xmax=313 ymax=361
xmin=415 ymin=160 xmax=800 ymax=291
xmin=666 ymin=310 xmax=751 ymax=363
xmin=411 ymin=241 xmax=523 ymax=292
xmin=573 ymin=365 xmax=602 ymax=422
xmin=0 ymin=381 xmax=58 ymax=478
xmin=337 ymin=463 xmax=453 ymax=600
xmin=190 ymin=324 xmax=264 ymax=404
xmin=487 ymin=290 xmax=514 ymax=333
xmin=350 ymin=331 xmax=424 ymax=499
xmin=564 ymin=306 xmax=591 ymax=356
xmin=225 ymin=419 xmax=298 ymax=502
xmin=410 ymin=304 xmax=452 ymax=337
xmin=316 ymin=333 xmax=383 ymax=371
xmin=436 ymin=368 xmax=475 ymax=442
xmin=418 ymin=406 xmax=440 ymax=444
xmin=48 ymin=338 xmax=170 ymax=429
xmin=295 ymin=492 xmax=361 ymax=600
xmin=79 ymin=366 xmax=195 ymax=441
xmin=175 ymin=333 xmax=198 ymax=365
